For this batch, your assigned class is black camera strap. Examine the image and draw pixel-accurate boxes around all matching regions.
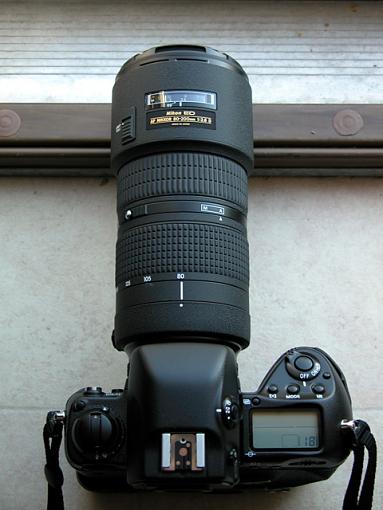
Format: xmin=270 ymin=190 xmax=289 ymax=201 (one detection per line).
xmin=342 ymin=420 xmax=377 ymax=510
xmin=44 ymin=411 xmax=65 ymax=510
xmin=43 ymin=414 xmax=376 ymax=510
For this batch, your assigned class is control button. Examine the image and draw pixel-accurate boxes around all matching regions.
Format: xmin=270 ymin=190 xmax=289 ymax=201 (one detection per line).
xmin=294 ymin=356 xmax=314 ymax=371
xmin=287 ymin=384 xmax=300 ymax=395
xmin=84 ymin=387 xmax=104 ymax=396
xmin=120 ymin=107 xmax=136 ymax=145
xmin=268 ymin=384 xmax=278 ymax=394
xmin=252 ymin=397 xmax=261 ymax=406
xmin=111 ymin=389 xmax=124 ymax=394
xmin=312 ymin=384 xmax=325 ymax=395
xmin=323 ymin=372 xmax=331 ymax=379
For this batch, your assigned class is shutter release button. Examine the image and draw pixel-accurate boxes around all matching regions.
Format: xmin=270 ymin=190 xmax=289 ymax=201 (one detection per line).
xmin=294 ymin=356 xmax=314 ymax=371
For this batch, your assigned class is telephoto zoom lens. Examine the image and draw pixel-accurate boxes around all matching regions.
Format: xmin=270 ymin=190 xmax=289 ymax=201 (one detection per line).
xmin=111 ymin=45 xmax=253 ymax=354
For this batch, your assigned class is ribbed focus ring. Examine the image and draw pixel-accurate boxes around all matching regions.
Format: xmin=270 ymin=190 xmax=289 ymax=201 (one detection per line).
xmin=117 ymin=153 xmax=248 ymax=214
xmin=116 ymin=223 xmax=249 ymax=286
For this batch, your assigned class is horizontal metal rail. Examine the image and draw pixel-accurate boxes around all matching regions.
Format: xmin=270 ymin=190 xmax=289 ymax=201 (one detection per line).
xmin=1 ymin=103 xmax=383 ymax=177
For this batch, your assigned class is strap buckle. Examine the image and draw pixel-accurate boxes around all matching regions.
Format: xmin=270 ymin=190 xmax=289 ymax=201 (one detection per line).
xmin=341 ymin=419 xmax=371 ymax=448
xmin=341 ymin=418 xmax=377 ymax=510
xmin=46 ymin=410 xmax=66 ymax=437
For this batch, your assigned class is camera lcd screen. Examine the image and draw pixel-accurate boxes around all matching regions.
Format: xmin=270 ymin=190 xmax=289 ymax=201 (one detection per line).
xmin=251 ymin=409 xmax=320 ymax=450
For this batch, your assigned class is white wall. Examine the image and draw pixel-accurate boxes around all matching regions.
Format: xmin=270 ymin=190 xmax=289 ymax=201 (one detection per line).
xmin=0 ymin=1 xmax=382 ymax=509
xmin=1 ymin=0 xmax=383 ymax=103
xmin=1 ymin=177 xmax=382 ymax=509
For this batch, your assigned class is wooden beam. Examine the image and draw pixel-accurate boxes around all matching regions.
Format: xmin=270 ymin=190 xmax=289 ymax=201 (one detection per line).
xmin=1 ymin=103 xmax=383 ymax=177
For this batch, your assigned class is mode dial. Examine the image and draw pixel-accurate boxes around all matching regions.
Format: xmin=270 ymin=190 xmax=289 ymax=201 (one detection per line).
xmin=72 ymin=410 xmax=117 ymax=454
xmin=222 ymin=397 xmax=240 ymax=429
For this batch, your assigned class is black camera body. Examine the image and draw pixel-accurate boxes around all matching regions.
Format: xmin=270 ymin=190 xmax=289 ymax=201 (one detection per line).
xmin=59 ymin=45 xmax=356 ymax=496
xmin=65 ymin=345 xmax=352 ymax=492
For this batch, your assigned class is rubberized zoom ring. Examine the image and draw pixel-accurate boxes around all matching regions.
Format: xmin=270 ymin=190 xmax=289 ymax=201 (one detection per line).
xmin=117 ymin=153 xmax=248 ymax=213
xmin=115 ymin=223 xmax=249 ymax=286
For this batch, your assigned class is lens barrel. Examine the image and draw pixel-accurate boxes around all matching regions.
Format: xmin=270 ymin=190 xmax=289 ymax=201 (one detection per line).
xmin=111 ymin=46 xmax=253 ymax=353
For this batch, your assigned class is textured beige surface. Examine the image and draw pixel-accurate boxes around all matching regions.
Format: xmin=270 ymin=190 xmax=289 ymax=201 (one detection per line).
xmin=0 ymin=177 xmax=381 ymax=509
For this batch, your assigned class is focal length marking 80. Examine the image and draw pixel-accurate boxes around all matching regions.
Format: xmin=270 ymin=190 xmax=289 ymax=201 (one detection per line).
xmin=120 ymin=271 xmax=248 ymax=293
xmin=124 ymin=272 xmax=187 ymax=288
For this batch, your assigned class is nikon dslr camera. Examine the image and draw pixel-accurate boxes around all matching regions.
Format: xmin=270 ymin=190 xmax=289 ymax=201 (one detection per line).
xmin=65 ymin=344 xmax=352 ymax=491
xmin=55 ymin=46 xmax=357 ymax=494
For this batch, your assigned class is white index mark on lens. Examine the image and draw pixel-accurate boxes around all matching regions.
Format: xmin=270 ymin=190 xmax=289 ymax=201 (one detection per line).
xmin=303 ymin=381 xmax=307 ymax=387
xmin=179 ymin=281 xmax=184 ymax=308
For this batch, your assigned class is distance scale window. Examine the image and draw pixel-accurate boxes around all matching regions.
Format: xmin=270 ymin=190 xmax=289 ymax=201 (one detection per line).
xmin=145 ymin=90 xmax=217 ymax=110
